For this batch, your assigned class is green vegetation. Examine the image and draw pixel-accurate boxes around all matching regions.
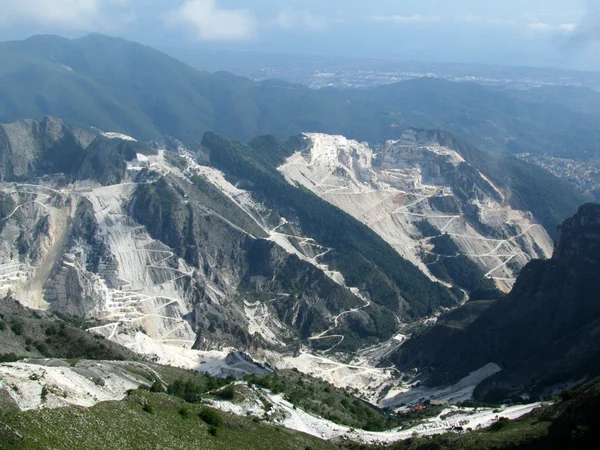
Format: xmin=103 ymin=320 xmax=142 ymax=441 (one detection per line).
xmin=414 ymin=220 xmax=439 ymax=238
xmin=0 ymin=390 xmax=336 ymax=450
xmin=430 ymin=235 xmax=459 ymax=256
xmin=0 ymin=298 xmax=140 ymax=362
xmin=166 ymin=375 xmax=233 ymax=404
xmin=215 ymin=384 xmax=236 ymax=401
xmin=199 ymin=407 xmax=223 ymax=427
xmin=245 ymin=370 xmax=442 ymax=432
xmin=0 ymin=194 xmax=17 ymax=232
xmin=429 ymin=255 xmax=496 ymax=293
xmin=0 ymin=34 xmax=393 ymax=146
xmin=4 ymin=371 xmax=599 ymax=450
xmin=423 ymin=234 xmax=496 ymax=293
xmin=0 ymin=353 xmax=20 ymax=363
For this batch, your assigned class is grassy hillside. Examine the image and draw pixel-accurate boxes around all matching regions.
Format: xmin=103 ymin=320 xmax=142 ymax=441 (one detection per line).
xmin=3 ymin=366 xmax=600 ymax=449
xmin=0 ymin=297 xmax=139 ymax=363
xmin=0 ymin=389 xmax=336 ymax=450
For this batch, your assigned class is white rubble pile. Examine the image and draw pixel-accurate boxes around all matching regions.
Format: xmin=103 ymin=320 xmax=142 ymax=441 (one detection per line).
xmin=267 ymin=350 xmax=397 ymax=405
xmin=0 ymin=360 xmax=150 ymax=411
xmin=381 ymin=363 xmax=503 ymax=408
xmin=207 ymin=382 xmax=541 ymax=444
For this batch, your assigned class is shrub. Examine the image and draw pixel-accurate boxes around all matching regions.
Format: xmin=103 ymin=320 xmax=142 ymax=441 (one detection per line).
xmin=168 ymin=378 xmax=205 ymax=403
xmin=41 ymin=386 xmax=49 ymax=401
xmin=208 ymin=426 xmax=219 ymax=437
xmin=142 ymin=403 xmax=155 ymax=414
xmin=489 ymin=417 xmax=510 ymax=432
xmin=10 ymin=322 xmax=23 ymax=335
xmin=68 ymin=358 xmax=80 ymax=367
xmin=150 ymin=381 xmax=165 ymax=393
xmin=178 ymin=407 xmax=191 ymax=419
xmin=215 ymin=384 xmax=236 ymax=401
xmin=0 ymin=353 xmax=20 ymax=363
xmin=561 ymin=389 xmax=574 ymax=401
xmin=199 ymin=408 xmax=223 ymax=427
xmin=35 ymin=342 xmax=49 ymax=356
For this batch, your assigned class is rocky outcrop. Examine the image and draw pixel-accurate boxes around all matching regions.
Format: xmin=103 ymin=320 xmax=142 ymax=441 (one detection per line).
xmin=0 ymin=117 xmax=96 ymax=181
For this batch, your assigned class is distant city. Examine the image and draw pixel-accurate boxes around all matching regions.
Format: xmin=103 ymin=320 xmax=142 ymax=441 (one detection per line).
xmin=167 ymin=48 xmax=600 ymax=91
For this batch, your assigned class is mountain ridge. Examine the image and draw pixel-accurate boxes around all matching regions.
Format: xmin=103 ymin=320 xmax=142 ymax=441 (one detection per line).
xmin=390 ymin=203 xmax=600 ymax=402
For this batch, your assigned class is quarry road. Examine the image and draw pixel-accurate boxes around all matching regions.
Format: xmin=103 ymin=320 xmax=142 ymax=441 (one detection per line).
xmin=308 ymin=293 xmax=372 ymax=351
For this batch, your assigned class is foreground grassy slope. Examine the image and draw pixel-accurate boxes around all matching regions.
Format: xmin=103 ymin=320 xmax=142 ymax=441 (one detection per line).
xmin=3 ymin=369 xmax=600 ymax=449
xmin=0 ymin=390 xmax=336 ymax=450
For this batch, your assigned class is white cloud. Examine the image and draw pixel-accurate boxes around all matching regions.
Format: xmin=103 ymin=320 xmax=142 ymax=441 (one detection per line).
xmin=528 ymin=22 xmax=553 ymax=31
xmin=459 ymin=14 xmax=517 ymax=26
xmin=0 ymin=0 xmax=129 ymax=29
xmin=558 ymin=23 xmax=577 ymax=32
xmin=166 ymin=0 xmax=256 ymax=41
xmin=528 ymin=22 xmax=576 ymax=33
xmin=273 ymin=8 xmax=327 ymax=31
xmin=370 ymin=14 xmax=440 ymax=23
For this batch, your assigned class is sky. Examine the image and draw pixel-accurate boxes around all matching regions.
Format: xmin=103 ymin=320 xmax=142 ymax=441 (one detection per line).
xmin=0 ymin=0 xmax=599 ymax=70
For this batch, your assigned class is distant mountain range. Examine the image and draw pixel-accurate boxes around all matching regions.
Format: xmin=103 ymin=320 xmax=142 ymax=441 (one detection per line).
xmin=2 ymin=34 xmax=600 ymax=166
xmin=0 ymin=34 xmax=392 ymax=144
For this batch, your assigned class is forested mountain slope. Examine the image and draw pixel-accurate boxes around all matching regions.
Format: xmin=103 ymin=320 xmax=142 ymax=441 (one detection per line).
xmin=0 ymin=34 xmax=391 ymax=145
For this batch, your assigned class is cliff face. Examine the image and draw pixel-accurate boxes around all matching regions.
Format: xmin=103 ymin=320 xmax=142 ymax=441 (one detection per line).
xmin=392 ymin=203 xmax=600 ymax=401
xmin=0 ymin=116 xmax=97 ymax=181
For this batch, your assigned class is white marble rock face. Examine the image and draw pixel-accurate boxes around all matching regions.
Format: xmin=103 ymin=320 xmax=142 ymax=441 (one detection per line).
xmin=279 ymin=131 xmax=553 ymax=293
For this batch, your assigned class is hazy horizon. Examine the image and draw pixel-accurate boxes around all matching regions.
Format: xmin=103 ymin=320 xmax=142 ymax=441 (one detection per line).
xmin=0 ymin=0 xmax=599 ymax=71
